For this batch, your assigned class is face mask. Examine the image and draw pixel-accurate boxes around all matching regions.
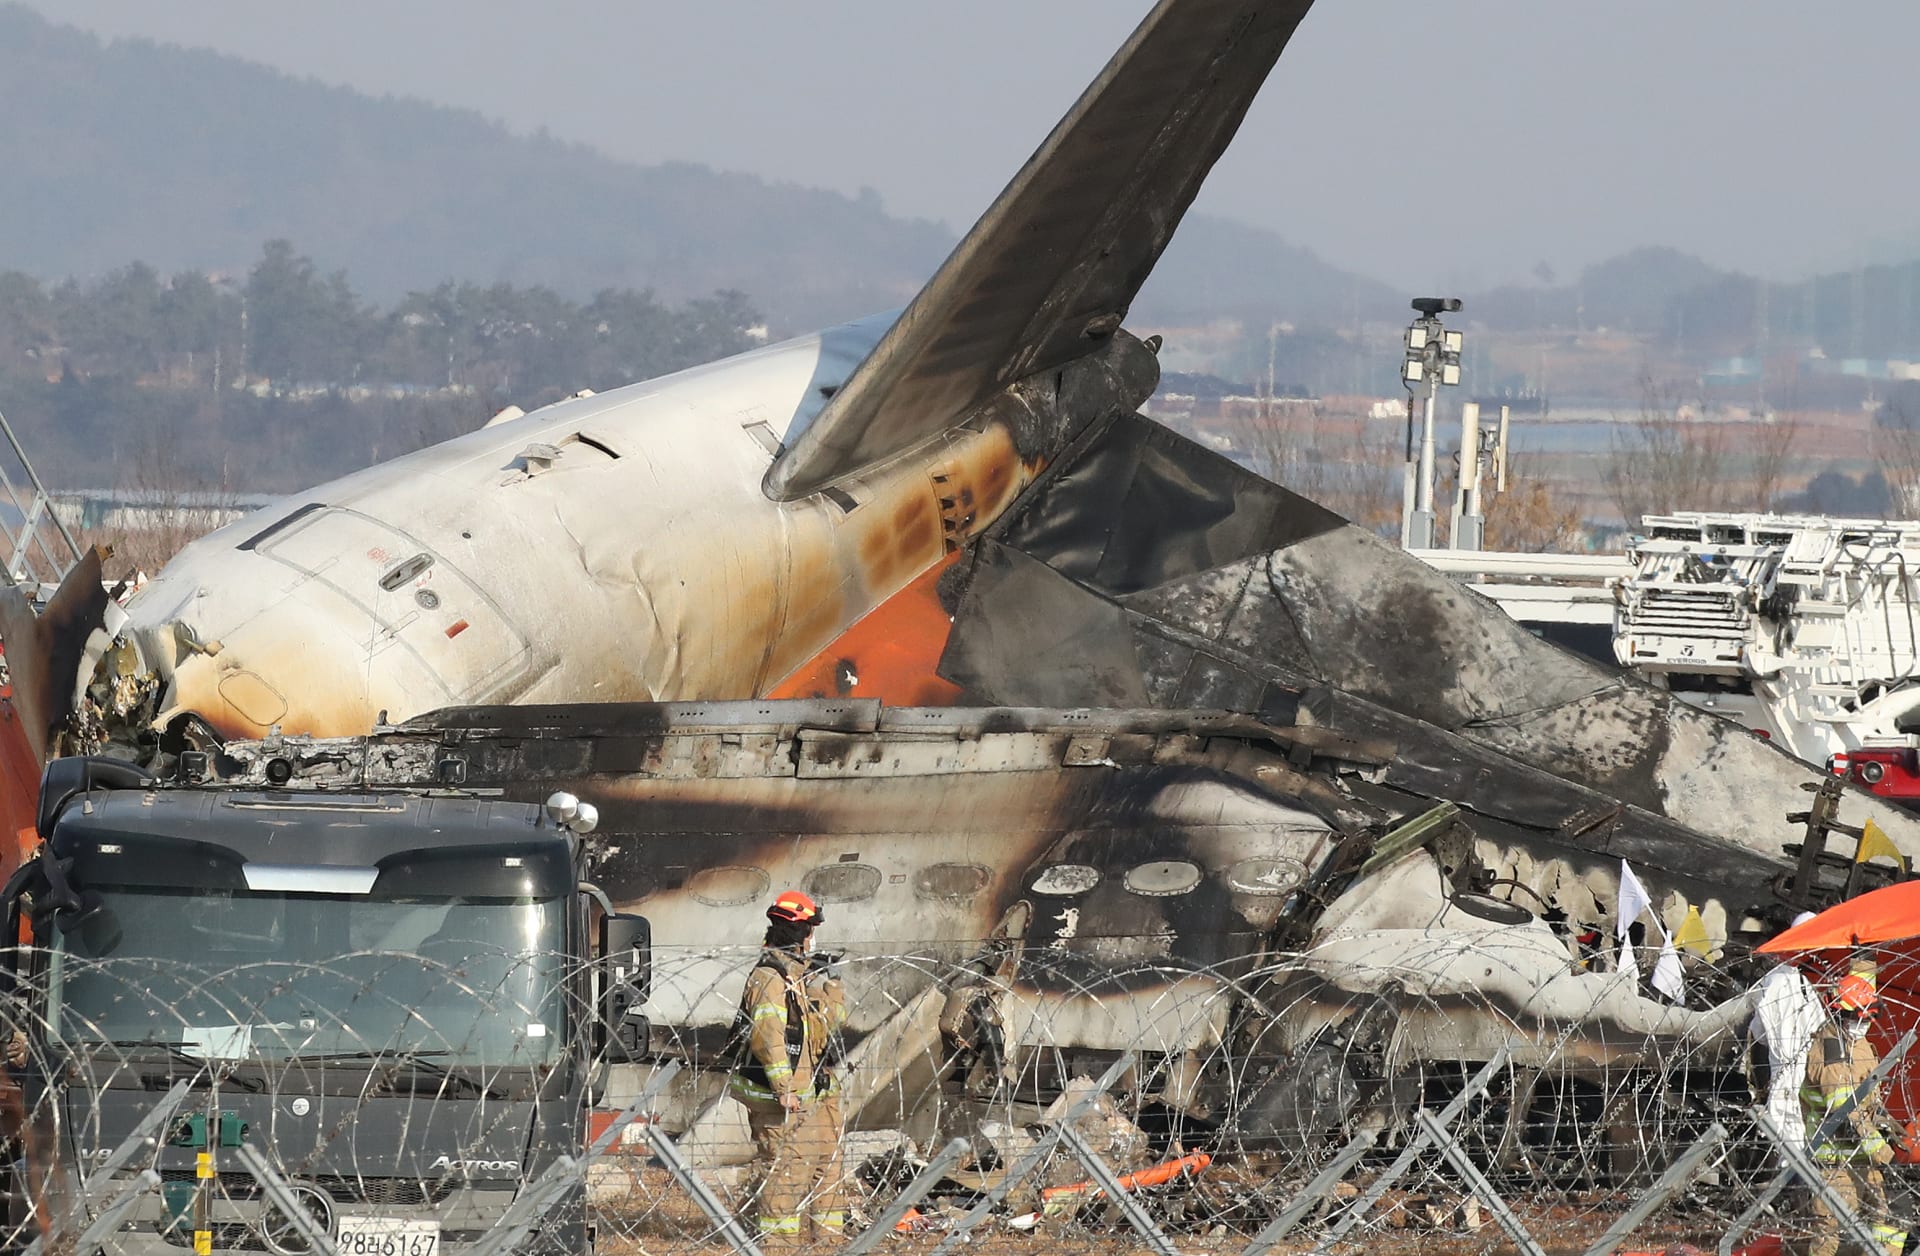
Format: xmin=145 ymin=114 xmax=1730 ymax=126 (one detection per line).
xmin=1846 ymin=1017 xmax=1871 ymax=1040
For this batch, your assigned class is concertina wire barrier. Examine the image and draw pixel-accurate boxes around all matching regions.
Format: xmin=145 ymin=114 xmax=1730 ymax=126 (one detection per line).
xmin=0 ymin=930 xmax=1906 ymax=1256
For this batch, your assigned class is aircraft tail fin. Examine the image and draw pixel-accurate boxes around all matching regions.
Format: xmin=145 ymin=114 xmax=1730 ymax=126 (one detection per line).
xmin=764 ymin=0 xmax=1316 ymax=501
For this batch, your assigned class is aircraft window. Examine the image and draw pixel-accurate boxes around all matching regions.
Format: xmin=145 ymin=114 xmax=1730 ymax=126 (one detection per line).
xmin=686 ymin=865 xmax=770 ymax=908
xmin=1227 ymin=857 xmax=1306 ymax=897
xmin=803 ymin=863 xmax=882 ymax=904
xmin=914 ymin=863 xmax=991 ymax=903
xmin=1029 ymin=865 xmax=1101 ymax=896
xmin=1124 ymin=860 xmax=1202 ymax=897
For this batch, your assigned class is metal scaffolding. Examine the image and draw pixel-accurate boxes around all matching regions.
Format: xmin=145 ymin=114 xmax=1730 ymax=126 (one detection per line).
xmin=0 ymin=406 xmax=82 ymax=591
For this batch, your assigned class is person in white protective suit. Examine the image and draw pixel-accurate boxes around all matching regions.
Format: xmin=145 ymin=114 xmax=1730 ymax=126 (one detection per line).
xmin=1747 ymin=913 xmax=1823 ymax=1157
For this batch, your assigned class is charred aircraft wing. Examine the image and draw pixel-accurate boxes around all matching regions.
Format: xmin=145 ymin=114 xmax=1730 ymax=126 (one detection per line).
xmin=935 ymin=412 xmax=1920 ymax=862
xmin=763 ymin=0 xmax=1317 ymax=501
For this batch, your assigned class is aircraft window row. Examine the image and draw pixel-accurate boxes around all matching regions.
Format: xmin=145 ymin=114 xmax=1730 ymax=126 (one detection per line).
xmin=676 ymin=861 xmax=999 ymax=909
xmin=683 ymin=856 xmax=1273 ymax=908
xmin=1030 ymin=861 xmax=1217 ymax=897
xmin=1023 ymin=859 xmax=1303 ymax=899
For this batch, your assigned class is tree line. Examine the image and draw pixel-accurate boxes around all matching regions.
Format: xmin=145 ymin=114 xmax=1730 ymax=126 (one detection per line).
xmin=0 ymin=240 xmax=763 ymax=491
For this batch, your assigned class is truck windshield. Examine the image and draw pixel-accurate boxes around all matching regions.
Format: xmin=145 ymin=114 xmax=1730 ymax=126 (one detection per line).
xmin=45 ymin=887 xmax=565 ymax=1068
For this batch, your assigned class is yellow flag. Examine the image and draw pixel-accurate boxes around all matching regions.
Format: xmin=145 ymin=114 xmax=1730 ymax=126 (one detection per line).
xmin=1857 ymin=818 xmax=1906 ymax=867
xmin=1674 ymin=906 xmax=1713 ymax=958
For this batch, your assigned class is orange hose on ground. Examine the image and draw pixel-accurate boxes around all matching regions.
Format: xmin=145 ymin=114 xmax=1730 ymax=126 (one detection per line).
xmin=1041 ymin=1152 xmax=1212 ymax=1205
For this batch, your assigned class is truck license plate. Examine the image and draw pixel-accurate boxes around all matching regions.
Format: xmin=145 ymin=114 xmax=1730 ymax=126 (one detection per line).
xmin=335 ymin=1217 xmax=439 ymax=1256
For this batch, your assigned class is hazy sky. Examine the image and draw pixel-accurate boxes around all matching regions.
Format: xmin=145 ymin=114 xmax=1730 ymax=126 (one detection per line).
xmin=22 ymin=1 xmax=1919 ymax=290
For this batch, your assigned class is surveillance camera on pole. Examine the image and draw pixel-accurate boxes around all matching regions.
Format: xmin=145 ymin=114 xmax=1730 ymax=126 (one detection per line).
xmin=1401 ymin=298 xmax=1464 ymax=550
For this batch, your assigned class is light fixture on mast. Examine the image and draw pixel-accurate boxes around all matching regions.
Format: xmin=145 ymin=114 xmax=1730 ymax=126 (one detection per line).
xmin=1401 ymin=297 xmax=1462 ymax=550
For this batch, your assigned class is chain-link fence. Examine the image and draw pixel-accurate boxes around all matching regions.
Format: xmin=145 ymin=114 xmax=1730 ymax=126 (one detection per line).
xmin=0 ymin=935 xmax=1908 ymax=1256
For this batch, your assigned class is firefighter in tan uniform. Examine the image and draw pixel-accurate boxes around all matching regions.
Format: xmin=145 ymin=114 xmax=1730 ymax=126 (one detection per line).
xmin=729 ymin=890 xmax=848 ymax=1247
xmin=1802 ymin=971 xmax=1907 ymax=1256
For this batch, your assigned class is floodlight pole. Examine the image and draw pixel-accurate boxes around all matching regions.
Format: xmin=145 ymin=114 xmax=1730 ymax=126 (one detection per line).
xmin=1399 ymin=298 xmax=1463 ymax=550
xmin=1411 ymin=380 xmax=1438 ymax=548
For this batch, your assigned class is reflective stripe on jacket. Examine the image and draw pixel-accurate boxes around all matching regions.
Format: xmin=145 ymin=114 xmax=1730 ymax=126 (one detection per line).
xmin=730 ymin=948 xmax=847 ymax=1100
xmin=1802 ymin=1024 xmax=1891 ymax=1163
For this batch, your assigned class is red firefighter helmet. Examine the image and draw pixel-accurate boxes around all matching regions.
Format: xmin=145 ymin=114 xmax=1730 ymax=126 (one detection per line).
xmin=1833 ymin=972 xmax=1879 ymax=1015
xmin=768 ymin=889 xmax=824 ymax=928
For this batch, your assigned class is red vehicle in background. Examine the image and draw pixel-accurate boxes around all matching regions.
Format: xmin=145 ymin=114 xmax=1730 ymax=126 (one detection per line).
xmin=1831 ymin=744 xmax=1920 ymax=811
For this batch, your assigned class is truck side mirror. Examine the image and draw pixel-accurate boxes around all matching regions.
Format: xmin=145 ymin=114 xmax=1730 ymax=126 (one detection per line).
xmin=598 ymin=913 xmax=651 ymax=1062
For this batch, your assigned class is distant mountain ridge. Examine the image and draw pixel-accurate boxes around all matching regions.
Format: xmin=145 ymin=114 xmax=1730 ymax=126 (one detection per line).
xmin=23 ymin=2 xmax=1892 ymax=354
xmin=0 ymin=3 xmax=1399 ymax=333
xmin=1139 ymin=215 xmax=1401 ymax=327
xmin=0 ymin=4 xmax=956 ymax=327
xmin=1471 ymin=248 xmax=1730 ymax=335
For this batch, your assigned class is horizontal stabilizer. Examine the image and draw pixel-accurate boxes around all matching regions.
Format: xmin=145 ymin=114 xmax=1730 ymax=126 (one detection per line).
xmin=764 ymin=0 xmax=1316 ymax=500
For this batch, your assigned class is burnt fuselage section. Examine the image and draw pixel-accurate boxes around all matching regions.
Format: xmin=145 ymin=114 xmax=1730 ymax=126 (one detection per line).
xmin=199 ymin=702 xmax=1789 ymax=1044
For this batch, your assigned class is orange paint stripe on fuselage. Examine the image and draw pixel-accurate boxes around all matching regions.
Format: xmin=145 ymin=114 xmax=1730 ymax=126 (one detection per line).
xmin=766 ymin=552 xmax=965 ymax=706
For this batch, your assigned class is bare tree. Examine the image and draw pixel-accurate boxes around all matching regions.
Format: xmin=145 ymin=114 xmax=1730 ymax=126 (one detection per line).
xmin=1744 ymin=363 xmax=1804 ymax=513
xmin=1481 ymin=453 xmax=1587 ymax=552
xmin=1237 ymin=400 xmax=1404 ymax=534
xmin=1747 ymin=408 xmax=1802 ymax=514
xmin=1240 ymin=398 xmax=1335 ymax=502
xmin=1604 ymin=374 xmax=1733 ymax=523
xmin=1873 ymin=383 xmax=1920 ymax=517
xmin=1876 ymin=423 xmax=1920 ymax=518
xmin=75 ymin=431 xmax=241 ymax=579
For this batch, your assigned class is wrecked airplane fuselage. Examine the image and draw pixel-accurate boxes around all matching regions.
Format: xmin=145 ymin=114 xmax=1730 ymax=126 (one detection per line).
xmin=52 ymin=0 xmax=1318 ymax=763
xmin=88 ymin=326 xmax=1154 ymax=752
xmin=6 ymin=0 xmax=1901 ymax=1176
xmin=16 ymin=0 xmax=1911 ymax=890
xmin=195 ymin=699 xmax=1780 ymax=1154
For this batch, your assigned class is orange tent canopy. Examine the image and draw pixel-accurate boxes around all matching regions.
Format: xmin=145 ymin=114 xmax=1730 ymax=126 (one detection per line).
xmin=1758 ymin=881 xmax=1920 ymax=953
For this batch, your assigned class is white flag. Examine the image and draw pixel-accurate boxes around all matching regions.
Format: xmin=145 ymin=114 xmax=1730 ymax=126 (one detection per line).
xmin=1651 ymin=935 xmax=1685 ymax=1003
xmin=1616 ymin=859 xmax=1654 ymax=939
xmin=1618 ymin=935 xmax=1639 ymax=980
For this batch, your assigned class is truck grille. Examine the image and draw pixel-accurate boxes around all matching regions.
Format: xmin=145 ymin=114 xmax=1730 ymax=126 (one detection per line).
xmin=1623 ymin=588 xmax=1745 ymax=637
xmin=327 ymin=1176 xmax=447 ymax=1206
xmin=160 ymin=1170 xmax=452 ymax=1206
